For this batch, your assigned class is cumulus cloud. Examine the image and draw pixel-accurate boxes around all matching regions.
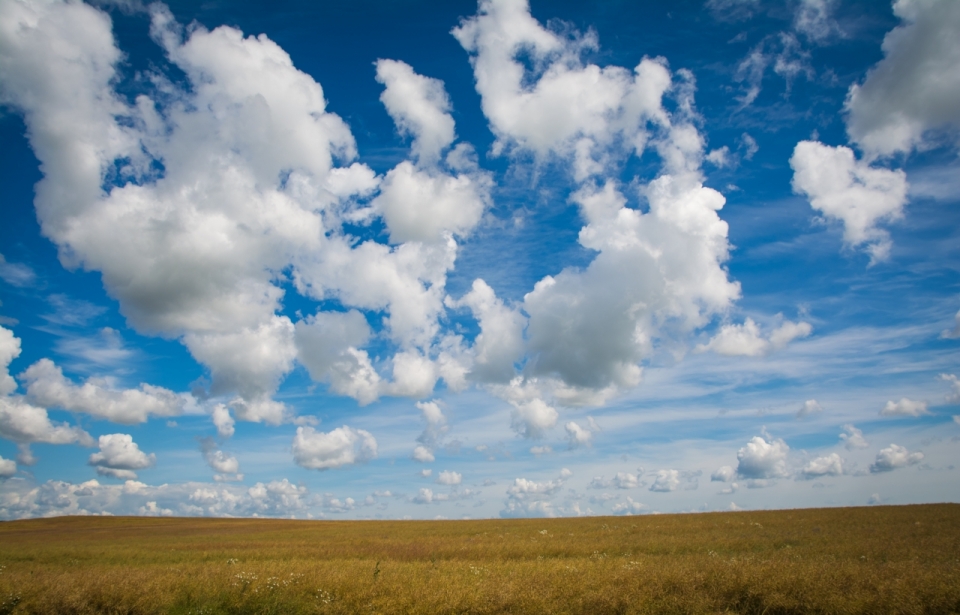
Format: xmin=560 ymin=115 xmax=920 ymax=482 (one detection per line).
xmin=454 ymin=0 xmax=743 ymax=399
xmin=294 ymin=310 xmax=379 ymax=405
xmin=0 ymin=397 xmax=94 ymax=448
xmin=845 ymin=0 xmax=960 ymax=157
xmin=500 ymin=476 xmax=565 ymax=518
xmin=790 ymin=141 xmax=908 ymax=263
xmin=211 ymin=404 xmax=235 ymax=439
xmin=736 ymin=434 xmax=790 ymax=479
xmin=649 ymin=469 xmax=699 ymax=492
xmin=0 ymin=326 xmax=21 ymax=397
xmin=375 ymin=59 xmax=455 ymax=166
xmin=510 ymin=398 xmax=558 ymax=439
xmin=20 ymin=359 xmax=185 ymax=424
xmin=942 ymin=373 xmax=960 ymax=402
xmin=0 ymin=455 xmax=16 ymax=478
xmin=698 ymin=318 xmax=811 ymax=357
xmin=446 ymin=279 xmax=525 ymax=384
xmin=292 ymin=425 xmax=377 ymax=470
xmin=88 ymin=433 xmax=156 ymax=479
xmin=411 ymin=445 xmax=435 ymax=463
xmin=942 ymin=312 xmax=960 ymax=340
xmin=799 ymin=452 xmax=843 ymax=479
xmin=796 ymin=399 xmax=823 ymax=419
xmin=436 ymin=470 xmax=462 ymax=486
xmin=869 ymin=443 xmax=923 ymax=473
xmin=711 ymin=465 xmax=736 ymax=482
xmin=199 ymin=437 xmax=241 ymax=480
xmin=564 ymin=421 xmax=593 ymax=448
xmin=880 ymin=398 xmax=929 ymax=417
xmin=839 ymin=424 xmax=869 ymax=450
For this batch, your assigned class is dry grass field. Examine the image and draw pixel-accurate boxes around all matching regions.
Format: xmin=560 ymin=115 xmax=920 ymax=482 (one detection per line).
xmin=0 ymin=504 xmax=958 ymax=614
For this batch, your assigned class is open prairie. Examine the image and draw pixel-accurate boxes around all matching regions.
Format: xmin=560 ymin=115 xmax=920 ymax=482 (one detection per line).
xmin=0 ymin=504 xmax=958 ymax=614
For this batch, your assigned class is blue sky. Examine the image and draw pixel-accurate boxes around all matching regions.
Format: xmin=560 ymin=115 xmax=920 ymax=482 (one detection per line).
xmin=0 ymin=0 xmax=958 ymax=520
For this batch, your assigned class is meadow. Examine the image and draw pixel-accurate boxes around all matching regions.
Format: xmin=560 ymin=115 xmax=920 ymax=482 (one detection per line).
xmin=0 ymin=504 xmax=958 ymax=614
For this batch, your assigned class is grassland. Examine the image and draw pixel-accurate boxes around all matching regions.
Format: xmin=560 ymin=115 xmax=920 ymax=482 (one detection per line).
xmin=0 ymin=504 xmax=958 ymax=614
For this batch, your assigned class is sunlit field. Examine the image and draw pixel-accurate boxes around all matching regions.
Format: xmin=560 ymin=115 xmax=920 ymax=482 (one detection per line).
xmin=0 ymin=504 xmax=958 ymax=614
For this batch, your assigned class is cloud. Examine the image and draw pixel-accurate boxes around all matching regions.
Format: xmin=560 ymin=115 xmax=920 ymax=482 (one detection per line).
xmin=649 ymin=469 xmax=699 ymax=492
xmin=564 ymin=421 xmax=593 ymax=449
xmin=799 ymin=452 xmax=843 ymax=479
xmin=500 ymin=475 xmax=565 ymax=518
xmin=446 ymin=279 xmax=525 ymax=384
xmin=0 ymin=255 xmax=35 ymax=288
xmin=510 ymin=398 xmax=558 ymax=439
xmin=0 ymin=397 xmax=94 ymax=448
xmin=436 ymin=470 xmax=462 ymax=486
xmin=20 ymin=359 xmax=185 ymax=424
xmin=736 ymin=434 xmax=790 ymax=479
xmin=845 ymin=0 xmax=960 ymax=157
xmin=0 ymin=455 xmax=16 ymax=478
xmin=411 ymin=445 xmax=435 ymax=463
xmin=869 ymin=443 xmax=923 ymax=473
xmin=793 ymin=0 xmax=841 ymax=43
xmin=375 ymin=59 xmax=455 ymax=166
xmin=414 ymin=399 xmax=449 ymax=458
xmin=294 ymin=310 xmax=379 ymax=405
xmin=711 ymin=465 xmax=736 ymax=482
xmin=942 ymin=373 xmax=960 ymax=402
xmin=790 ymin=141 xmax=908 ymax=263
xmin=211 ymin=404 xmax=235 ymax=439
xmin=705 ymin=0 xmax=759 ymax=22
xmin=0 ymin=326 xmax=21 ymax=397
xmin=291 ymin=425 xmax=377 ymax=470
xmin=698 ymin=318 xmax=811 ymax=357
xmin=880 ymin=398 xmax=929 ymax=417
xmin=88 ymin=433 xmax=156 ymax=479
xmin=796 ymin=399 xmax=823 ymax=419
xmin=612 ymin=472 xmax=639 ymax=489
xmin=839 ymin=424 xmax=869 ymax=450
xmin=372 ymin=162 xmax=490 ymax=245
xmin=941 ymin=312 xmax=960 ymax=340
xmin=198 ymin=437 xmax=241 ymax=480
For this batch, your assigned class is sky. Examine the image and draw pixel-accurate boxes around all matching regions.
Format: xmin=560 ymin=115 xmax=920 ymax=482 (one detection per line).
xmin=0 ymin=0 xmax=958 ymax=520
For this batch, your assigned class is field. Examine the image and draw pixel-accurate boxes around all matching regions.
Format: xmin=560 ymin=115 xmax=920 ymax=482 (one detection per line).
xmin=0 ymin=504 xmax=958 ymax=614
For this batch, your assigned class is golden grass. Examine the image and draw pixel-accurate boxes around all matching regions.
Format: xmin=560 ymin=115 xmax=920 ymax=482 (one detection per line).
xmin=0 ymin=504 xmax=958 ymax=614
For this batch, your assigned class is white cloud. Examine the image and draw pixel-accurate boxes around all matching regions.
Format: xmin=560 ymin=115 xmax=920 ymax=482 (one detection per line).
xmin=436 ymin=470 xmax=462 ymax=486
xmin=412 ymin=445 xmax=435 ymax=463
xmin=942 ymin=311 xmax=960 ymax=340
xmin=291 ymin=425 xmax=377 ymax=470
xmin=650 ymin=469 xmax=681 ymax=492
xmin=446 ymin=279 xmax=525 ymax=384
xmin=794 ymin=0 xmax=840 ymax=43
xmin=839 ymin=424 xmax=869 ymax=450
xmin=942 ymin=373 xmax=960 ymax=402
xmin=0 ymin=255 xmax=35 ymax=288
xmin=564 ymin=421 xmax=592 ymax=449
xmin=0 ymin=396 xmax=94 ymax=448
xmin=88 ymin=433 xmax=156 ymax=479
xmin=880 ymin=398 xmax=929 ymax=417
xmin=613 ymin=472 xmax=639 ymax=489
xmin=510 ymin=398 xmax=558 ymax=439
xmin=500 ymin=476 xmax=564 ymax=518
xmin=736 ymin=435 xmax=790 ymax=479
xmin=20 ymin=359 xmax=185 ymax=424
xmin=387 ymin=350 xmax=439 ymax=399
xmin=711 ymin=465 xmax=736 ymax=482
xmin=698 ymin=318 xmax=811 ymax=357
xmin=211 ymin=404 xmax=235 ymax=439
xmin=0 ymin=455 xmax=16 ymax=478
xmin=869 ymin=443 xmax=923 ymax=473
xmin=706 ymin=146 xmax=732 ymax=168
xmin=800 ymin=453 xmax=843 ymax=479
xmin=199 ymin=437 xmax=240 ymax=479
xmin=790 ymin=141 xmax=908 ymax=263
xmin=375 ymin=59 xmax=455 ymax=166
xmin=796 ymin=399 xmax=823 ymax=419
xmin=294 ymin=310 xmax=379 ymax=405
xmin=845 ymin=0 xmax=960 ymax=157
xmin=740 ymin=133 xmax=759 ymax=160
xmin=0 ymin=326 xmax=21 ymax=397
